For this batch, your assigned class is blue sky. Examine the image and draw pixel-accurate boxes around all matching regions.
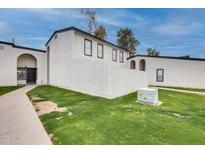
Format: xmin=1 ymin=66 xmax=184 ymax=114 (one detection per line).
xmin=0 ymin=8 xmax=205 ymax=57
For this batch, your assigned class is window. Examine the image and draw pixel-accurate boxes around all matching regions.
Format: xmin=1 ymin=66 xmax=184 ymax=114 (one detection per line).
xmin=130 ymin=60 xmax=136 ymax=69
xmin=139 ymin=59 xmax=146 ymax=71
xmin=97 ymin=43 xmax=104 ymax=59
xmin=119 ymin=51 xmax=124 ymax=63
xmin=112 ymin=49 xmax=117 ymax=62
xmin=84 ymin=39 xmax=92 ymax=56
xmin=17 ymin=68 xmax=26 ymax=80
xmin=156 ymin=69 xmax=164 ymax=82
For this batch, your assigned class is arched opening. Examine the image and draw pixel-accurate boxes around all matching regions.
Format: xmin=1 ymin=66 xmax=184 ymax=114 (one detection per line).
xmin=130 ymin=60 xmax=136 ymax=69
xmin=17 ymin=54 xmax=37 ymax=85
xmin=139 ymin=59 xmax=146 ymax=71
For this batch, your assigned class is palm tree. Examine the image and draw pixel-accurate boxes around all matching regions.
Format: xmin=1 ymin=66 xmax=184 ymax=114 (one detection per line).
xmin=94 ymin=25 xmax=107 ymax=40
xmin=116 ymin=28 xmax=140 ymax=55
xmin=146 ymin=48 xmax=160 ymax=56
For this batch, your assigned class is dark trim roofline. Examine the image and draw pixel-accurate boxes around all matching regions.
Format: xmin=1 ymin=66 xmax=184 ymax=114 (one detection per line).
xmin=127 ymin=54 xmax=205 ymax=62
xmin=0 ymin=41 xmax=46 ymax=53
xmin=45 ymin=26 xmax=130 ymax=52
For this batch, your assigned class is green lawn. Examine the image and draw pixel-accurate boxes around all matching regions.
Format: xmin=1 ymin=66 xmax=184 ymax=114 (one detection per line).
xmin=0 ymin=86 xmax=20 ymax=96
xmin=150 ymin=85 xmax=205 ymax=92
xmin=27 ymin=85 xmax=205 ymax=145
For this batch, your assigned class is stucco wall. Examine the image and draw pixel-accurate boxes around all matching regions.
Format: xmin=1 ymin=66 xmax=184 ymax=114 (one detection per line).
xmin=47 ymin=30 xmax=148 ymax=98
xmin=17 ymin=54 xmax=37 ymax=68
xmin=73 ymin=31 xmax=129 ymax=67
xmin=49 ymin=57 xmax=147 ymax=98
xmin=108 ymin=67 xmax=148 ymax=98
xmin=0 ymin=43 xmax=47 ymax=86
xmin=130 ymin=56 xmax=205 ymax=89
xmin=47 ymin=30 xmax=75 ymax=88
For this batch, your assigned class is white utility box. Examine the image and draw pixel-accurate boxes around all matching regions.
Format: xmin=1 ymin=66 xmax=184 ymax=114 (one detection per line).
xmin=137 ymin=88 xmax=158 ymax=105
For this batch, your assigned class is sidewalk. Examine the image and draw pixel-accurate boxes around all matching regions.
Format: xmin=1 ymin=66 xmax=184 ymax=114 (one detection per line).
xmin=0 ymin=85 xmax=52 ymax=145
xmin=157 ymin=87 xmax=205 ymax=95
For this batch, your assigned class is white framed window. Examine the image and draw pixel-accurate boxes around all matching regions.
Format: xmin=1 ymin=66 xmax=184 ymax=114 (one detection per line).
xmin=112 ymin=49 xmax=117 ymax=62
xmin=156 ymin=69 xmax=164 ymax=82
xmin=97 ymin=43 xmax=104 ymax=59
xmin=119 ymin=51 xmax=124 ymax=63
xmin=84 ymin=39 xmax=92 ymax=56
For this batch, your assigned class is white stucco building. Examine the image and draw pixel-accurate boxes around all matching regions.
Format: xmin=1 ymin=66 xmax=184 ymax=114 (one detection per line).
xmin=45 ymin=27 xmax=147 ymax=98
xmin=0 ymin=26 xmax=205 ymax=98
xmin=128 ymin=55 xmax=205 ymax=89
xmin=0 ymin=41 xmax=47 ymax=86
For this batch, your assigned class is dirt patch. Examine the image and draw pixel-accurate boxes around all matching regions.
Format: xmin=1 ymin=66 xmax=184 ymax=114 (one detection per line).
xmin=31 ymin=96 xmax=45 ymax=102
xmin=137 ymin=100 xmax=163 ymax=106
xmin=168 ymin=112 xmax=191 ymax=119
xmin=34 ymin=101 xmax=68 ymax=116
xmin=156 ymin=101 xmax=163 ymax=106
xmin=56 ymin=112 xmax=73 ymax=120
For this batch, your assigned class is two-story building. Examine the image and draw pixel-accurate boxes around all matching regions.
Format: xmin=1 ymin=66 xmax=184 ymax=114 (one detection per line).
xmin=0 ymin=26 xmax=205 ymax=99
xmin=45 ymin=27 xmax=147 ymax=98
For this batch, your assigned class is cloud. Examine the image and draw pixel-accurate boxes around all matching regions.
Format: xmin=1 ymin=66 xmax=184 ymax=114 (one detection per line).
xmin=0 ymin=21 xmax=7 ymax=30
xmin=27 ymin=8 xmax=60 ymax=15
xmin=17 ymin=9 xmax=147 ymax=28
xmin=23 ymin=36 xmax=49 ymax=41
xmin=151 ymin=21 xmax=203 ymax=36
xmin=24 ymin=8 xmax=83 ymax=21
xmin=0 ymin=21 xmax=10 ymax=34
xmin=96 ymin=9 xmax=147 ymax=27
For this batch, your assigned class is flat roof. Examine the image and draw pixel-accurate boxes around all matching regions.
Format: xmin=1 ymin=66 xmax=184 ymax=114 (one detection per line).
xmin=128 ymin=54 xmax=205 ymax=62
xmin=45 ymin=26 xmax=130 ymax=52
xmin=0 ymin=41 xmax=46 ymax=53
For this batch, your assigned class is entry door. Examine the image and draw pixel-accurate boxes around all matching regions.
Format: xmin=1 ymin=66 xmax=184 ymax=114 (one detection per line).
xmin=26 ymin=68 xmax=36 ymax=83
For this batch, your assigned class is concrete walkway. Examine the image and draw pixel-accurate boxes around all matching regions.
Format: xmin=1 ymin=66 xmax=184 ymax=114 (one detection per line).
xmin=0 ymin=85 xmax=52 ymax=145
xmin=157 ymin=87 xmax=205 ymax=95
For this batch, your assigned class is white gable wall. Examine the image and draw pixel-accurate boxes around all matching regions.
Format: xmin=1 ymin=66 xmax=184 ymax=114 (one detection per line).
xmin=47 ymin=30 xmax=75 ymax=87
xmin=47 ymin=30 xmax=148 ymax=98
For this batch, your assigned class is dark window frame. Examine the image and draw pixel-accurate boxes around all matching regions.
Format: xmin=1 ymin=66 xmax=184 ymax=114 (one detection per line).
xmin=139 ymin=59 xmax=146 ymax=71
xmin=84 ymin=38 xmax=92 ymax=56
xmin=112 ymin=49 xmax=117 ymax=62
xmin=54 ymin=34 xmax=58 ymax=39
xmin=130 ymin=60 xmax=136 ymax=69
xmin=97 ymin=43 xmax=104 ymax=59
xmin=119 ymin=51 xmax=124 ymax=63
xmin=156 ymin=69 xmax=164 ymax=82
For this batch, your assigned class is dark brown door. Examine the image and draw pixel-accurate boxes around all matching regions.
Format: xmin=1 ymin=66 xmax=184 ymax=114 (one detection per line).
xmin=26 ymin=68 xmax=36 ymax=83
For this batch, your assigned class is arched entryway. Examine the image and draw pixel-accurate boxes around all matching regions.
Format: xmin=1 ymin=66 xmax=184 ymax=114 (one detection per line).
xmin=17 ymin=54 xmax=37 ymax=85
xmin=130 ymin=60 xmax=136 ymax=69
xmin=139 ymin=59 xmax=146 ymax=71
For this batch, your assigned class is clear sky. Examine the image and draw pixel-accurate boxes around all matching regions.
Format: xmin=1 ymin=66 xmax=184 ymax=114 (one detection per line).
xmin=0 ymin=8 xmax=205 ymax=58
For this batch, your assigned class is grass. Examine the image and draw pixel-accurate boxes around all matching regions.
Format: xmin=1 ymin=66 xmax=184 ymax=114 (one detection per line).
xmin=27 ymin=85 xmax=205 ymax=145
xmin=150 ymin=85 xmax=205 ymax=92
xmin=0 ymin=86 xmax=20 ymax=96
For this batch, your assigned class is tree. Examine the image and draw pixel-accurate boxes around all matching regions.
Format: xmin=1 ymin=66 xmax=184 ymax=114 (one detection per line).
xmin=81 ymin=9 xmax=97 ymax=34
xmin=146 ymin=48 xmax=160 ymax=56
xmin=94 ymin=25 xmax=107 ymax=40
xmin=116 ymin=28 xmax=140 ymax=55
